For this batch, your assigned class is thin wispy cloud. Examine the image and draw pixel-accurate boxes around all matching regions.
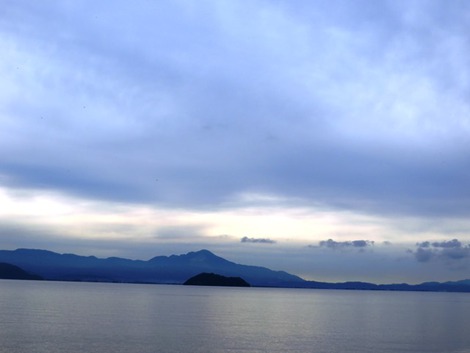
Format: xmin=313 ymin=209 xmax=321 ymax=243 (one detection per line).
xmin=317 ymin=239 xmax=375 ymax=250
xmin=241 ymin=237 xmax=276 ymax=244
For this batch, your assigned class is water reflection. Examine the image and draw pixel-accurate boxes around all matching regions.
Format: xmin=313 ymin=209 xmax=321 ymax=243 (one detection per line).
xmin=1 ymin=281 xmax=470 ymax=353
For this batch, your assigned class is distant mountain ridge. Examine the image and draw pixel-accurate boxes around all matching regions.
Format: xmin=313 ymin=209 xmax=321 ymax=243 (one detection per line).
xmin=0 ymin=248 xmax=469 ymax=292
xmin=0 ymin=262 xmax=43 ymax=280
xmin=0 ymin=248 xmax=302 ymax=287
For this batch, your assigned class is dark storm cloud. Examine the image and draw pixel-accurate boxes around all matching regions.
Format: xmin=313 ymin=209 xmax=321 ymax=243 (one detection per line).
xmin=241 ymin=237 xmax=276 ymax=244
xmin=1 ymin=0 xmax=470 ymax=219
xmin=411 ymin=239 xmax=470 ymax=263
xmin=316 ymin=239 xmax=375 ymax=249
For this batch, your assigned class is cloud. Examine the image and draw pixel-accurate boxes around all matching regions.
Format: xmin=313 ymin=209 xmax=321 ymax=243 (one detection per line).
xmin=413 ymin=247 xmax=434 ymax=263
xmin=412 ymin=239 xmax=470 ymax=263
xmin=0 ymin=0 xmax=470 ymax=220
xmin=241 ymin=237 xmax=276 ymax=244
xmin=316 ymin=239 xmax=375 ymax=249
xmin=430 ymin=239 xmax=463 ymax=248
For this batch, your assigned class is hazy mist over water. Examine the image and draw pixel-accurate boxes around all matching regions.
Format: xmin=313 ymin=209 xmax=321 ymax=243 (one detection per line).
xmin=1 ymin=280 xmax=470 ymax=353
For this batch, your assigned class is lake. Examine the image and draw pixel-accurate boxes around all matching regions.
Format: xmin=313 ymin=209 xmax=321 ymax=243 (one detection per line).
xmin=1 ymin=280 xmax=470 ymax=353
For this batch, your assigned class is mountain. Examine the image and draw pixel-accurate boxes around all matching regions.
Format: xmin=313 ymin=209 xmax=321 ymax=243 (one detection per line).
xmin=291 ymin=279 xmax=470 ymax=292
xmin=0 ymin=248 xmax=469 ymax=292
xmin=0 ymin=262 xmax=43 ymax=280
xmin=184 ymin=273 xmax=250 ymax=287
xmin=0 ymin=248 xmax=303 ymax=287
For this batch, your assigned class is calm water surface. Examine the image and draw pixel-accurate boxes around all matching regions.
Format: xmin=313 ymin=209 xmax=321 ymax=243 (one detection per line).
xmin=1 ymin=280 xmax=470 ymax=353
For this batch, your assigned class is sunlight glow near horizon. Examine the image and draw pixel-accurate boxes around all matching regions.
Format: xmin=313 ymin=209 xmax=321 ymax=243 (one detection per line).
xmin=0 ymin=186 xmax=379 ymax=240
xmin=0 ymin=185 xmax=454 ymax=247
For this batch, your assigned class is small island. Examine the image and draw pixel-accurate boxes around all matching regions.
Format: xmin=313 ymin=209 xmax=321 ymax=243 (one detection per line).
xmin=184 ymin=272 xmax=250 ymax=287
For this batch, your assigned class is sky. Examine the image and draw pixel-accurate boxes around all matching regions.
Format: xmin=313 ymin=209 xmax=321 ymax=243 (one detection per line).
xmin=1 ymin=0 xmax=470 ymax=284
